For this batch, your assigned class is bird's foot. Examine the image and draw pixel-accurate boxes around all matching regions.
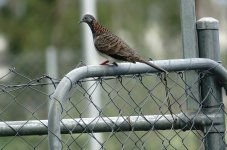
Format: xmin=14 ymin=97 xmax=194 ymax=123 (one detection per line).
xmin=112 ymin=62 xmax=118 ymax=66
xmin=100 ymin=60 xmax=109 ymax=65
xmin=100 ymin=60 xmax=118 ymax=67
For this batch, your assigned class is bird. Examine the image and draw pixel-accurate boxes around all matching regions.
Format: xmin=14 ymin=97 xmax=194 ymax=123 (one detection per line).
xmin=79 ymin=14 xmax=168 ymax=73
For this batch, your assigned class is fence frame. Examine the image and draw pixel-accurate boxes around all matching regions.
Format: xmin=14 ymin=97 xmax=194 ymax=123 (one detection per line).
xmin=180 ymin=0 xmax=200 ymax=110
xmin=48 ymin=57 xmax=227 ymax=149
xmin=197 ymin=17 xmax=226 ymax=149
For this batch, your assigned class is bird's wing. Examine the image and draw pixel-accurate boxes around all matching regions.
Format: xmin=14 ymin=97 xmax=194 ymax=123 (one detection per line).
xmin=94 ymin=33 xmax=136 ymax=62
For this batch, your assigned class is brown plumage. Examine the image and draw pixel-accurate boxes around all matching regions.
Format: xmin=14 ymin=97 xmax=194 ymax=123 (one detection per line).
xmin=80 ymin=14 xmax=167 ymax=73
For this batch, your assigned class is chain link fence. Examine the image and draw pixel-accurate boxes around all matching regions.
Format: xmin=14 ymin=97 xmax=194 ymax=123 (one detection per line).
xmin=60 ymin=70 xmax=202 ymax=149
xmin=47 ymin=58 xmax=227 ymax=150
xmin=0 ymin=49 xmax=79 ymax=149
xmin=0 ymin=58 xmax=227 ymax=149
xmin=0 ymin=66 xmax=57 ymax=149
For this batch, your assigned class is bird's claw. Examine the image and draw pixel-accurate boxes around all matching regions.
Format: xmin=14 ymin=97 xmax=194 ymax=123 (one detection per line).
xmin=100 ymin=60 xmax=109 ymax=65
xmin=112 ymin=62 xmax=118 ymax=66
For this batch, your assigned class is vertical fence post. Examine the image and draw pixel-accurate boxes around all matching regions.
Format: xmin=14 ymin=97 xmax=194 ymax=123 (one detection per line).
xmin=179 ymin=0 xmax=200 ymax=110
xmin=197 ymin=17 xmax=226 ymax=150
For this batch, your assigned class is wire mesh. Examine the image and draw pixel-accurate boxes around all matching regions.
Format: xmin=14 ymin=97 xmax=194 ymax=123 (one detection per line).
xmin=0 ymin=63 xmax=226 ymax=149
xmin=60 ymin=71 xmax=202 ymax=150
xmin=0 ymin=67 xmax=58 ymax=149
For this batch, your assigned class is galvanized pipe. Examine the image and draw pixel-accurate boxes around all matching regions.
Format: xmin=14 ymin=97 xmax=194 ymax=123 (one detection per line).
xmin=179 ymin=0 xmax=200 ymax=110
xmin=197 ymin=17 xmax=226 ymax=150
xmin=0 ymin=112 xmax=224 ymax=136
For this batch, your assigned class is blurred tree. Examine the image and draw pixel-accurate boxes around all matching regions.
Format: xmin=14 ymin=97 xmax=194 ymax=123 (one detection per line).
xmin=0 ymin=0 xmax=81 ymax=53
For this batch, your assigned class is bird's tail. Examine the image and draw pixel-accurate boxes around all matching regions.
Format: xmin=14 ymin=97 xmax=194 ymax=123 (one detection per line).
xmin=137 ymin=58 xmax=168 ymax=74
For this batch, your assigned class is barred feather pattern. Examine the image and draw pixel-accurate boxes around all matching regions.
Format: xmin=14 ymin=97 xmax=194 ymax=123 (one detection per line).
xmin=81 ymin=14 xmax=167 ymax=73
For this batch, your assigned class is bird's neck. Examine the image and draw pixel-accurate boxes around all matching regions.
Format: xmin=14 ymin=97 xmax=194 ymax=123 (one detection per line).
xmin=90 ymin=20 xmax=109 ymax=38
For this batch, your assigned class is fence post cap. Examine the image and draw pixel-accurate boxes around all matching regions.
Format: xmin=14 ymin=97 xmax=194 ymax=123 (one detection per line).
xmin=196 ymin=17 xmax=219 ymax=30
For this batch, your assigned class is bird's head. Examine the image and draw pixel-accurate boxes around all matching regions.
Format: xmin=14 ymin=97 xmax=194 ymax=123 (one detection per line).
xmin=79 ymin=14 xmax=108 ymax=37
xmin=79 ymin=14 xmax=96 ymax=25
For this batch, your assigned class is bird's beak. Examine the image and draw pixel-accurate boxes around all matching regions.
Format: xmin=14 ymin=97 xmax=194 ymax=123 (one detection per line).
xmin=79 ymin=19 xmax=84 ymax=24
